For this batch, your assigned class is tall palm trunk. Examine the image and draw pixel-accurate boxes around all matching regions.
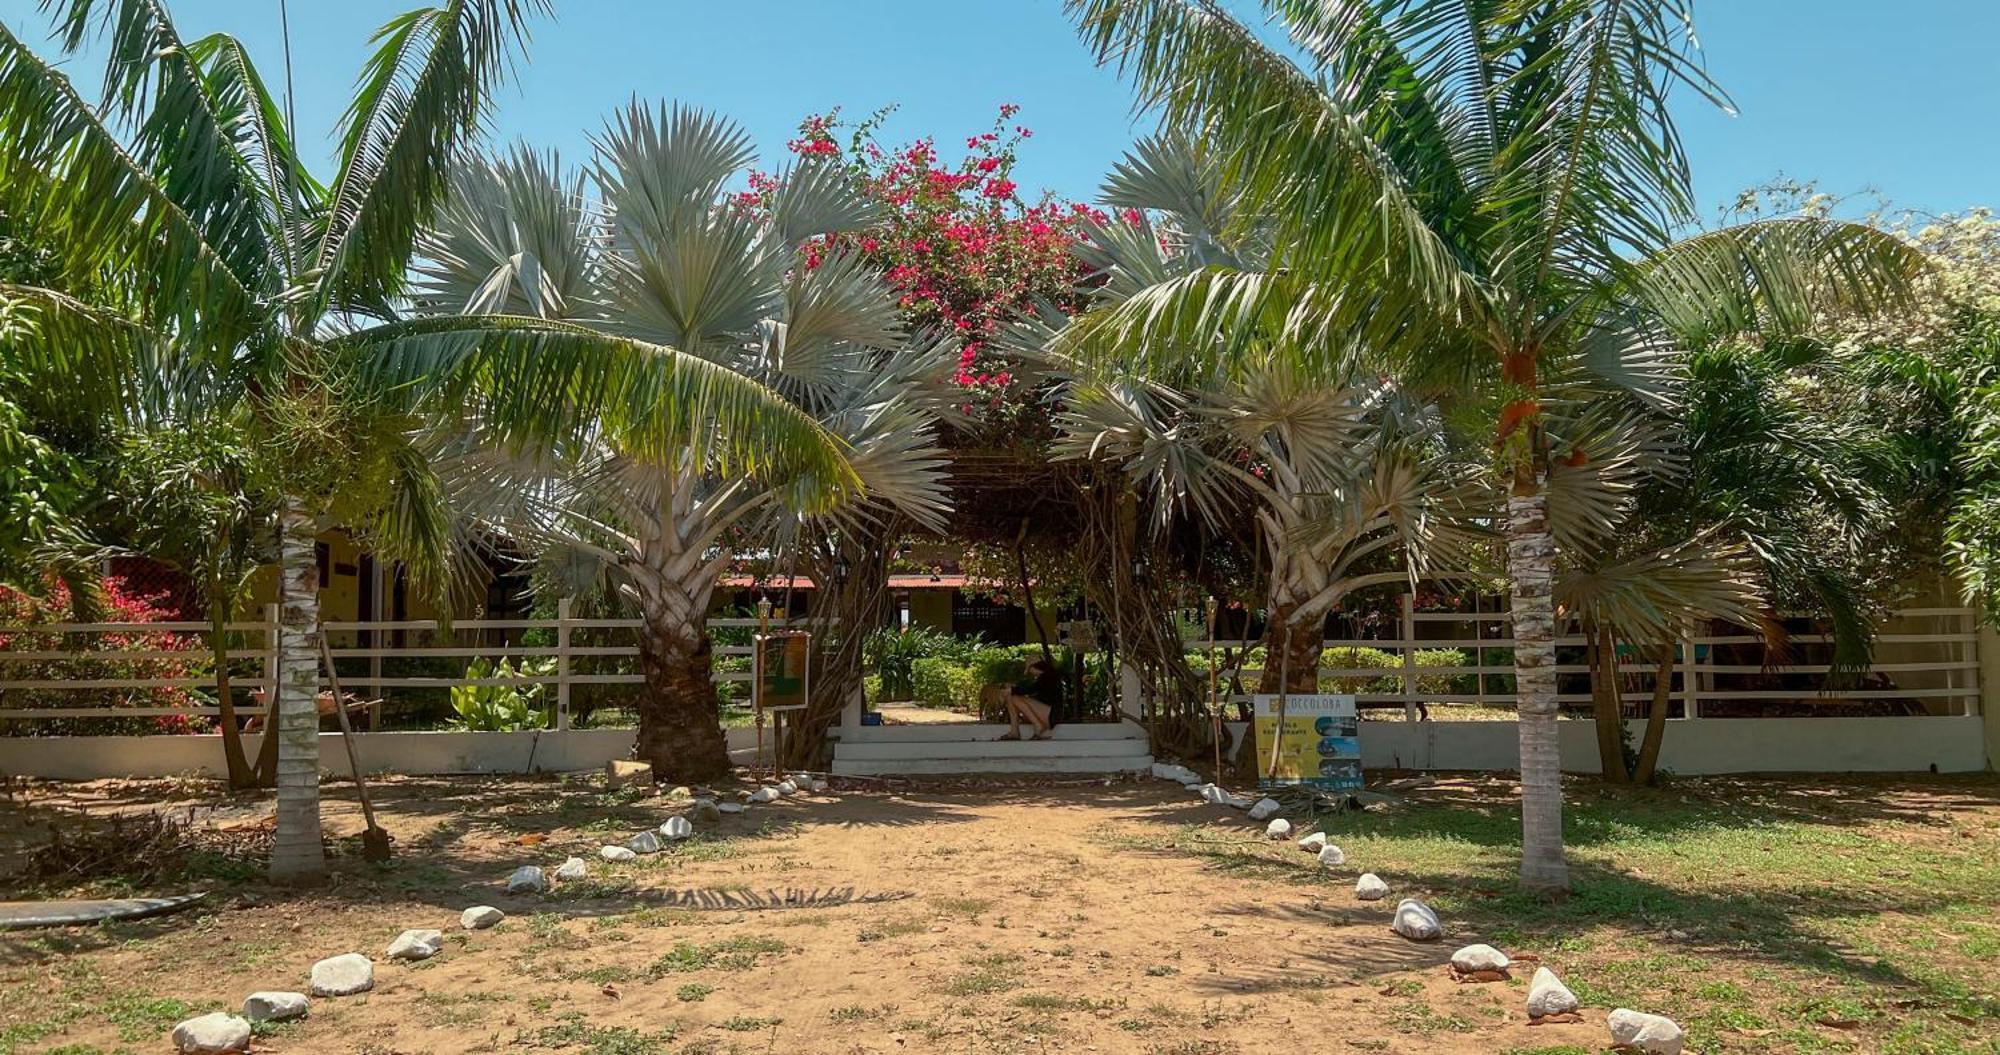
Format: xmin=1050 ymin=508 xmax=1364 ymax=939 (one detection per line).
xmin=1630 ymin=645 xmax=1676 ymax=785
xmin=207 ymin=579 xmax=255 ymax=789
xmin=1587 ymin=623 xmax=1631 ymax=782
xmin=268 ymin=497 xmax=325 ymax=881
xmin=629 ymin=570 xmax=732 ymax=783
xmin=1506 ymin=482 xmax=1569 ymax=891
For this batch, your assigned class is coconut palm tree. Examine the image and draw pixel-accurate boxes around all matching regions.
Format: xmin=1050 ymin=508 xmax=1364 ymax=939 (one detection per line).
xmin=0 ymin=2 xmax=852 ymax=879
xmin=1051 ymin=135 xmax=1486 ymax=762
xmin=1064 ymin=0 xmax=1921 ymax=889
xmin=412 ymin=108 xmax=950 ymax=781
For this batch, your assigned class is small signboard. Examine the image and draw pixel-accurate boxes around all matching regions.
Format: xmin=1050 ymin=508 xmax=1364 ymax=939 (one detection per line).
xmin=1252 ymin=693 xmax=1361 ymax=791
xmin=753 ymin=631 xmax=811 ymax=713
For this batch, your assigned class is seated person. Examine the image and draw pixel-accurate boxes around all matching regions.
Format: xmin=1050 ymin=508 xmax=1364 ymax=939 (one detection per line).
xmin=998 ymin=658 xmax=1065 ymax=740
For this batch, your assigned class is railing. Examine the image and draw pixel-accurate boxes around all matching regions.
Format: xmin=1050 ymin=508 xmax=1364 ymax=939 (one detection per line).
xmin=0 ymin=600 xmax=805 ymax=731
xmin=1185 ymin=597 xmax=1983 ymax=719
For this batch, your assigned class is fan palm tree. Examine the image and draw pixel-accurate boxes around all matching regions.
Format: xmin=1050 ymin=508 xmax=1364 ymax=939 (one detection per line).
xmin=1064 ymin=0 xmax=1922 ymax=889
xmin=413 ymin=108 xmax=950 ymax=781
xmin=0 ymin=2 xmax=852 ymax=879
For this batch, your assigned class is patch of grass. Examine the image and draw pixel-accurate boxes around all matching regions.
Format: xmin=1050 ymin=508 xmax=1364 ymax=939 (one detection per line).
xmin=674 ymin=983 xmax=713 ymax=1002
xmin=716 ymin=1015 xmax=781 ymax=1032
xmin=413 ymin=990 xmax=512 ymax=1027
xmin=1012 ymin=993 xmax=1119 ymax=1014
xmin=1144 ymin=964 xmax=1181 ymax=977
xmin=943 ymin=952 xmax=1025 ymax=996
xmin=644 ymin=935 xmax=789 ymax=977
xmin=567 ymin=963 xmax=636 ymax=985
xmin=857 ymin=917 xmax=929 ymax=943
xmin=515 ymin=1012 xmax=680 ymax=1054
xmin=829 ymin=1004 xmax=891 ymax=1023
xmin=930 ymin=895 xmax=995 ymax=921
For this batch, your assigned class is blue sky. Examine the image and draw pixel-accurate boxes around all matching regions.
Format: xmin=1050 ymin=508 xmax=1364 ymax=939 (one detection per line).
xmin=7 ymin=0 xmax=1995 ymax=221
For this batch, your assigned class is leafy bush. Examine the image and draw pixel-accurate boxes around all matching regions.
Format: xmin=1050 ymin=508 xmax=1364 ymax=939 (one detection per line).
xmin=448 ymin=657 xmax=554 ymax=731
xmin=969 ymin=647 xmax=1027 ymax=688
xmin=0 ymin=576 xmax=211 ymax=735
xmin=910 ymin=657 xmax=983 ymax=711
xmin=864 ymin=625 xmax=982 ymax=699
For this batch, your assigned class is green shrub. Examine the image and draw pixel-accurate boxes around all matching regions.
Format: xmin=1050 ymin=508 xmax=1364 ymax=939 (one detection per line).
xmin=448 ymin=657 xmax=555 ymax=731
xmin=910 ymin=657 xmax=982 ymax=710
xmin=865 ymin=626 xmax=983 ymax=699
xmin=969 ymin=647 xmax=1027 ymax=688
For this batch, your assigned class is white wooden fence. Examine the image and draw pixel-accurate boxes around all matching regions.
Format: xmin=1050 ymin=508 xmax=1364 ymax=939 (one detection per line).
xmin=1187 ymin=598 xmax=1983 ymax=718
xmin=0 ymin=600 xmax=801 ymax=731
xmin=0 ymin=597 xmax=1983 ymax=732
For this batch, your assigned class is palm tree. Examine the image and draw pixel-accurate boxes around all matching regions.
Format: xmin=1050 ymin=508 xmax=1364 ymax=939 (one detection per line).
xmin=0 ymin=2 xmax=852 ymax=879
xmin=1052 ymin=136 xmax=1486 ymax=764
xmin=412 ymin=109 xmax=950 ymax=782
xmin=1064 ymin=0 xmax=1919 ymax=889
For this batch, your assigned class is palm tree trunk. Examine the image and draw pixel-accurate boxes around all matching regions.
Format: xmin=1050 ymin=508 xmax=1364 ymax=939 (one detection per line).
xmin=268 ymin=497 xmax=325 ymax=882
xmin=1588 ymin=623 xmax=1630 ymax=783
xmin=631 ymin=584 xmax=732 ymax=784
xmin=1631 ymin=645 xmax=1675 ymax=785
xmin=208 ymin=579 xmax=254 ymax=790
xmin=1507 ymin=484 xmax=1570 ymax=892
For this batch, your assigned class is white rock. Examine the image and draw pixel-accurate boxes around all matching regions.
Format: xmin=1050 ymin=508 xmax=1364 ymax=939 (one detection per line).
xmin=172 ymin=1012 xmax=251 ymax=1054
xmin=660 ymin=815 xmax=694 ymax=840
xmin=1152 ymin=762 xmax=1202 ymax=784
xmin=808 ymin=779 xmax=829 ymax=793
xmin=1247 ymin=797 xmax=1282 ymax=821
xmin=1450 ymin=944 xmax=1510 ymax=973
xmin=242 ymin=991 xmax=309 ymax=1024
xmin=749 ymin=787 xmax=780 ymax=803
xmin=1199 ymin=784 xmax=1229 ymax=804
xmin=599 ymin=844 xmax=637 ymax=862
xmin=1608 ymin=1009 xmax=1685 ymax=1054
xmin=504 ymin=865 xmax=546 ymax=894
xmin=717 ymin=801 xmax=747 ymax=814
xmin=627 ymin=830 xmax=663 ymax=854
xmin=776 ymin=779 xmax=799 ymax=796
xmin=1297 ymin=832 xmax=1327 ymax=852
xmin=1390 ymin=898 xmax=1442 ymax=941
xmin=1224 ymin=793 xmax=1256 ymax=809
xmin=554 ymin=857 xmax=588 ymax=880
xmin=1264 ymin=818 xmax=1292 ymax=840
xmin=1317 ymin=843 xmax=1346 ymax=868
xmin=691 ymin=799 xmax=724 ymax=824
xmin=1183 ymin=782 xmax=1206 ymax=792
xmin=386 ymin=928 xmax=443 ymax=961
xmin=665 ymin=785 xmax=693 ymax=800
xmin=308 ymin=953 xmax=374 ymax=996
xmin=1526 ymin=966 xmax=1579 ymax=1018
xmin=460 ymin=905 xmax=505 ymax=930
xmin=1354 ymin=873 xmax=1389 ymax=900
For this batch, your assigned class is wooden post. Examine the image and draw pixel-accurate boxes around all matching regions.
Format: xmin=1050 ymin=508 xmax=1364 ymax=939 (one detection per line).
xmin=1680 ymin=617 xmax=1700 ymax=719
xmin=1401 ymin=592 xmax=1419 ymax=722
xmin=555 ymin=597 xmax=573 ymax=731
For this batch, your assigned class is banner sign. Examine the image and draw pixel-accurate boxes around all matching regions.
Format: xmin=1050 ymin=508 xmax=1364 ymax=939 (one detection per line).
xmin=1252 ymin=693 xmax=1361 ymax=791
xmin=753 ymin=631 xmax=811 ymax=713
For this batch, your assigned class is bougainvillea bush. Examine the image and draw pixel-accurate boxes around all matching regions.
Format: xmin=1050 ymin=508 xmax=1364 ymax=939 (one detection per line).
xmin=761 ymin=106 xmax=1101 ymax=443
xmin=0 ymin=575 xmax=209 ymax=734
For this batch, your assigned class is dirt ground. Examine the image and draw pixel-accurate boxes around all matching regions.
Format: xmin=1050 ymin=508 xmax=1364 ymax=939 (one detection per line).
xmin=2 ymin=770 xmax=1996 ymax=1054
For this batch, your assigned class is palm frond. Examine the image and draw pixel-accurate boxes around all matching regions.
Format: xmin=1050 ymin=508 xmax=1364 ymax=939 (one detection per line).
xmin=413 ymin=144 xmax=598 ymax=319
xmin=0 ymin=283 xmax=153 ymax=422
xmin=314 ymin=0 xmax=549 ymax=315
xmin=769 ymin=155 xmax=880 ymax=246
xmin=1640 ymin=216 xmax=1929 ymax=345
xmin=338 ymin=314 xmax=860 ymax=513
xmin=0 ymin=23 xmax=260 ymax=353
xmin=1556 ymin=530 xmax=1763 ymax=644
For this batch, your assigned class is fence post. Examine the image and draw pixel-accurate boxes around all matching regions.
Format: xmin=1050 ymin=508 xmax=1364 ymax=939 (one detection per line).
xmin=1401 ymin=592 xmax=1419 ymax=722
xmin=556 ymin=597 xmax=573 ymax=731
xmin=1681 ymin=617 xmax=1700 ymax=719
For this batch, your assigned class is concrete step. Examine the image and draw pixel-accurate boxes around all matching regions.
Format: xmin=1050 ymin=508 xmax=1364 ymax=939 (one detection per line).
xmin=830 ymin=754 xmax=1156 ymax=777
xmin=834 ymin=738 xmax=1153 ymax=762
xmin=834 ymin=720 xmax=1147 ymax=744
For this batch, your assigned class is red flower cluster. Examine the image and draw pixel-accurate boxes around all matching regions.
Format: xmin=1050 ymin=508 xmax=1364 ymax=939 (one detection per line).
xmin=777 ymin=106 xmax=1097 ymax=414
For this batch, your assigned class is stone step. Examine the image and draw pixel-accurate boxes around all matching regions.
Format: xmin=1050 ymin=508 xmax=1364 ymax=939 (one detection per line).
xmin=834 ymin=738 xmax=1153 ymax=762
xmin=834 ymin=720 xmax=1147 ymax=744
xmin=830 ymin=754 xmax=1156 ymax=777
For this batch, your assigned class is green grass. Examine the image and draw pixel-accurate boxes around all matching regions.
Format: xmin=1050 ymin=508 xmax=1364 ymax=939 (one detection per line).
xmin=943 ymin=952 xmax=1025 ymax=996
xmin=643 ymin=935 xmax=789 ymax=977
xmin=1118 ymin=775 xmax=2000 ymax=1055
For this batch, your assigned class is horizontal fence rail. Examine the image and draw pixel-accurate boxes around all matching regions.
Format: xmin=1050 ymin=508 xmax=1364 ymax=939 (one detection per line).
xmin=1185 ymin=596 xmax=1981 ymax=720
xmin=0 ymin=594 xmax=1982 ymax=730
xmin=0 ymin=601 xmax=809 ymax=730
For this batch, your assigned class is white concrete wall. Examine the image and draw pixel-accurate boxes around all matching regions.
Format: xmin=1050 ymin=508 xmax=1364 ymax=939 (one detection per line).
xmin=0 ymin=727 xmax=765 ymax=782
xmin=1222 ymin=716 xmax=1989 ymax=775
